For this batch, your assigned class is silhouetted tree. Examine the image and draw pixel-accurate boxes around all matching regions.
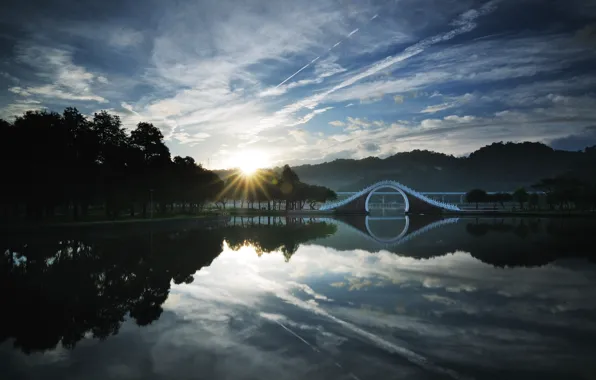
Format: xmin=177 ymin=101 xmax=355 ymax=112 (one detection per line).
xmin=513 ymin=188 xmax=529 ymax=209
xmin=465 ymin=189 xmax=487 ymax=209
xmin=214 ymin=166 xmax=335 ymax=212
xmin=528 ymin=193 xmax=540 ymax=210
xmin=0 ymin=108 xmax=225 ymax=222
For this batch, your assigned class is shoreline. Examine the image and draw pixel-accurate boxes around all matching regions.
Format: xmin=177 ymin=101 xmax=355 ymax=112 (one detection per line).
xmin=2 ymin=208 xmax=594 ymax=230
xmin=0 ymin=214 xmax=229 ymax=230
xmin=443 ymin=210 xmax=596 ymax=218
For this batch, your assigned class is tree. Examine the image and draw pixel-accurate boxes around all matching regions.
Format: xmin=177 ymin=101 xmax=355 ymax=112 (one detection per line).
xmin=0 ymin=107 xmax=226 ymax=222
xmin=465 ymin=189 xmax=487 ymax=209
xmin=493 ymin=192 xmax=512 ymax=209
xmin=513 ymin=188 xmax=529 ymax=209
xmin=528 ymin=193 xmax=539 ymax=210
xmin=306 ymin=185 xmax=337 ymax=209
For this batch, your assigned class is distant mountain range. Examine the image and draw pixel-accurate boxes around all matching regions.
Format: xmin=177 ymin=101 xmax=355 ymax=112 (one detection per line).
xmin=216 ymin=142 xmax=596 ymax=192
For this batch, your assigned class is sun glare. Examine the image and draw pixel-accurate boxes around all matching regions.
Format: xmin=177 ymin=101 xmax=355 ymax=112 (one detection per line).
xmin=230 ymin=151 xmax=269 ymax=176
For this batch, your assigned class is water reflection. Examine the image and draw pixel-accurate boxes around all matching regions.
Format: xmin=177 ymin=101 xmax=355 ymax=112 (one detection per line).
xmin=2 ymin=216 xmax=596 ymax=379
xmin=0 ymin=217 xmax=335 ymax=353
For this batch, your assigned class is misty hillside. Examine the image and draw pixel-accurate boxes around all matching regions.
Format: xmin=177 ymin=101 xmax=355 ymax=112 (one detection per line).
xmin=217 ymin=142 xmax=596 ymax=192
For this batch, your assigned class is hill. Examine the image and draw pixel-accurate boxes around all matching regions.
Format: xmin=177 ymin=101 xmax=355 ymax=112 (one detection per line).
xmin=217 ymin=142 xmax=596 ymax=192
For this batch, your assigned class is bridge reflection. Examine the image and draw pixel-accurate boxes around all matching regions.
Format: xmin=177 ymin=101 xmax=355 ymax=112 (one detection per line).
xmin=323 ymin=215 xmax=460 ymax=247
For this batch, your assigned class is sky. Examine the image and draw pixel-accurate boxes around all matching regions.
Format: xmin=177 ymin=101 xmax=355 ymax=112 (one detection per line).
xmin=1 ymin=0 xmax=596 ymax=169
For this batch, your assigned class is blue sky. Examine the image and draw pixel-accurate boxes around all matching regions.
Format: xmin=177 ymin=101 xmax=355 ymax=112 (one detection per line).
xmin=1 ymin=0 xmax=596 ymax=168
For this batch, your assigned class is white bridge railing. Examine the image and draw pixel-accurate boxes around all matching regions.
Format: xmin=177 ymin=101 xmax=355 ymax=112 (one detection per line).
xmin=320 ymin=180 xmax=461 ymax=212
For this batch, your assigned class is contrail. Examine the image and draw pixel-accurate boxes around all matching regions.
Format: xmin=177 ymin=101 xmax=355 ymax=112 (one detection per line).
xmin=347 ymin=28 xmax=359 ymax=37
xmin=269 ymin=318 xmax=362 ymax=380
xmin=276 ymin=56 xmax=321 ymax=88
xmin=271 ymin=0 xmax=501 ymax=129
xmin=273 ymin=319 xmax=320 ymax=352
xmin=275 ymin=14 xmax=381 ymax=88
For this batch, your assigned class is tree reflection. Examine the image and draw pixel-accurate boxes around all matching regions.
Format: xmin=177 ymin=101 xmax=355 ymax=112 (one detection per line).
xmin=224 ymin=217 xmax=337 ymax=261
xmin=463 ymin=218 xmax=596 ymax=267
xmin=0 ymin=217 xmax=338 ymax=354
xmin=1 ymin=228 xmax=224 ymax=354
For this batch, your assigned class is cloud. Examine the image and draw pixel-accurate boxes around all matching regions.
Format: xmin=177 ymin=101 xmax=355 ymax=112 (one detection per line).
xmin=172 ymin=132 xmax=211 ymax=146
xmin=548 ymin=126 xmax=596 ymax=151
xmin=11 ymin=44 xmax=107 ymax=103
xmin=328 ymin=121 xmax=345 ymax=127
xmin=420 ymin=94 xmax=474 ymax=114
xmin=2 ymin=0 xmax=595 ymax=168
xmin=575 ymin=23 xmax=596 ymax=47
xmin=152 ymin=240 xmax=596 ymax=380
xmin=421 ymin=103 xmax=455 ymax=114
xmin=358 ymin=142 xmax=381 ymax=153
xmin=289 ymin=129 xmax=307 ymax=143
xmin=328 ymin=31 xmax=593 ymax=106
xmin=267 ymin=1 xmax=501 ymax=128
xmin=0 ymin=100 xmax=45 ymax=119
xmin=259 ymin=56 xmax=347 ymax=98
xmin=108 ymin=27 xmax=144 ymax=48
xmin=281 ymin=104 xmax=596 ymax=165
xmin=12 ymin=85 xmax=107 ymax=103
xmin=313 ymin=56 xmax=347 ymax=79
xmin=0 ymin=72 xmax=19 ymax=84
xmin=8 ymin=87 xmax=31 ymax=97
xmin=289 ymin=107 xmax=334 ymax=126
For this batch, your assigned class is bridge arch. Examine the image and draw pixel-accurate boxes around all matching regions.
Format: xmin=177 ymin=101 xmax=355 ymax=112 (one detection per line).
xmin=365 ymin=184 xmax=410 ymax=213
xmin=319 ymin=180 xmax=460 ymax=214
xmin=365 ymin=216 xmax=410 ymax=244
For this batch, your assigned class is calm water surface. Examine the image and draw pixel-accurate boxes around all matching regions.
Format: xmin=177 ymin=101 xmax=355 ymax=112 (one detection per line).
xmin=2 ymin=216 xmax=596 ymax=380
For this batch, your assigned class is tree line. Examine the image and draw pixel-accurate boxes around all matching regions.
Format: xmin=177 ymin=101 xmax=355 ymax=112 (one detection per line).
xmin=216 ymin=165 xmax=337 ymax=211
xmin=0 ymin=108 xmax=224 ymax=221
xmin=0 ymin=107 xmax=336 ymax=222
xmin=465 ymin=176 xmax=596 ymax=210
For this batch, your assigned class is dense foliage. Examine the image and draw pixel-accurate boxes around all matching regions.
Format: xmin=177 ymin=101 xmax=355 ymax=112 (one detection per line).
xmin=217 ymin=165 xmax=337 ymax=210
xmin=465 ymin=176 xmax=596 ymax=210
xmin=0 ymin=108 xmax=223 ymax=221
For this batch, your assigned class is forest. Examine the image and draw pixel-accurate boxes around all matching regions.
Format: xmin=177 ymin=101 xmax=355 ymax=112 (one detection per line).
xmin=0 ymin=108 xmax=336 ymax=222
xmin=465 ymin=176 xmax=596 ymax=211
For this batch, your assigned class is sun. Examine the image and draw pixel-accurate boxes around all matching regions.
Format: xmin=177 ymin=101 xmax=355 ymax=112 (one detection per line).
xmin=230 ymin=150 xmax=269 ymax=176
xmin=240 ymin=162 xmax=259 ymax=175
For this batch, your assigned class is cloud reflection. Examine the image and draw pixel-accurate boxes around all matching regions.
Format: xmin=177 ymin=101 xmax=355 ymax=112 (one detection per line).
xmin=162 ymin=240 xmax=596 ymax=379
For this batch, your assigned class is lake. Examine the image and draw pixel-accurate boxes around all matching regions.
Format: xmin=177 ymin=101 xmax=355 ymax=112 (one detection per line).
xmin=2 ymin=215 xmax=596 ymax=380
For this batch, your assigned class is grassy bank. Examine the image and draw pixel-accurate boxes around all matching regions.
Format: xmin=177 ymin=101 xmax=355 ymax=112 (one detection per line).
xmin=224 ymin=208 xmax=333 ymax=216
xmin=445 ymin=209 xmax=596 ymax=217
xmin=0 ymin=212 xmax=228 ymax=229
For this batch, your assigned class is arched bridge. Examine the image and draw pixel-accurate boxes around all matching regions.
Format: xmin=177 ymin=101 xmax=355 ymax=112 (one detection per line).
xmin=319 ymin=180 xmax=461 ymax=214
xmin=319 ymin=216 xmax=460 ymax=247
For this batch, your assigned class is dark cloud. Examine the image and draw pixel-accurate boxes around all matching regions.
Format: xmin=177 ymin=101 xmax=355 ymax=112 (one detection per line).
xmin=549 ymin=126 xmax=596 ymax=151
xmin=359 ymin=142 xmax=381 ymax=153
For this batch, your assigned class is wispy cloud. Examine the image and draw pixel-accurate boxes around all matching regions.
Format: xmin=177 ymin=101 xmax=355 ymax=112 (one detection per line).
xmin=1 ymin=0 xmax=595 ymax=167
xmin=421 ymin=94 xmax=475 ymax=114
xmin=8 ymin=44 xmax=108 ymax=105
